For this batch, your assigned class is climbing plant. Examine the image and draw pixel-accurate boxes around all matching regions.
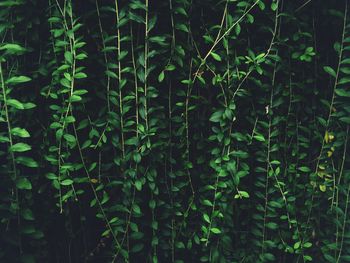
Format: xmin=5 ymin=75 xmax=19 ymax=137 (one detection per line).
xmin=0 ymin=0 xmax=350 ymax=262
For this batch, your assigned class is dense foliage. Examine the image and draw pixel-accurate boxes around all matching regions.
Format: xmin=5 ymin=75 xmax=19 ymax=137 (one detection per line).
xmin=1 ymin=0 xmax=350 ymax=262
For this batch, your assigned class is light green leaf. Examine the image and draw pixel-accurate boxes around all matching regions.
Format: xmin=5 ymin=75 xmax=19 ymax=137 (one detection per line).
xmin=70 ymin=95 xmax=82 ymax=102
xmin=0 ymin=43 xmax=26 ymax=53
xmin=209 ymin=111 xmax=223 ymax=122
xmin=158 ymin=71 xmax=164 ymax=82
xmin=271 ymin=2 xmax=278 ymax=11
xmin=74 ymin=72 xmax=87 ymax=79
xmin=254 ymin=134 xmax=265 ymax=142
xmin=210 ymin=52 xmax=222 ymax=61
xmin=303 ymin=242 xmax=312 ymax=248
xmin=6 ymin=76 xmax=31 ymax=85
xmin=294 ymin=241 xmax=301 ymax=249
xmin=210 ymin=227 xmax=221 ymax=234
xmin=64 ymin=51 xmax=73 ymax=64
xmin=10 ymin=142 xmax=31 ymax=152
xmin=11 ymin=127 xmax=30 ymax=138
xmin=63 ymin=134 xmax=76 ymax=143
xmin=239 ymin=191 xmax=250 ymax=198
xmin=7 ymin=99 xmax=24 ymax=109
xmin=61 ymin=179 xmax=74 ymax=186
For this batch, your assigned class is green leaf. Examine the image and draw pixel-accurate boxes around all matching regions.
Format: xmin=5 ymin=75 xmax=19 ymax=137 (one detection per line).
xmin=0 ymin=1 xmax=25 ymax=7
xmin=303 ymin=242 xmax=312 ymax=248
xmin=11 ymin=127 xmax=30 ymax=138
xmin=165 ymin=64 xmax=176 ymax=71
xmin=209 ymin=111 xmax=223 ymax=122
xmin=324 ymin=254 xmax=336 ymax=263
xmin=76 ymin=53 xmax=87 ymax=60
xmin=294 ymin=241 xmax=301 ymax=249
xmin=304 ymin=255 xmax=313 ymax=261
xmin=340 ymin=255 xmax=350 ymax=262
xmin=64 ymin=51 xmax=73 ymax=64
xmin=16 ymin=156 xmax=38 ymax=168
xmin=149 ymin=200 xmax=156 ymax=209
xmin=6 ymin=76 xmax=31 ymax=85
xmin=131 ymin=243 xmax=144 ymax=253
xmin=22 ymin=208 xmax=34 ymax=220
xmin=64 ymin=72 xmax=71 ymax=81
xmin=230 ymin=150 xmax=249 ymax=158
xmin=238 ymin=191 xmax=250 ymax=198
xmin=0 ymin=43 xmax=26 ymax=54
xmin=298 ymin=166 xmax=311 ymax=172
xmin=210 ymin=228 xmax=221 ymax=234
xmin=203 ymin=199 xmax=213 ymax=206
xmin=175 ymin=23 xmax=189 ymax=32
xmin=338 ymin=77 xmax=350 ymax=85
xmin=266 ymin=222 xmax=278 ymax=229
xmin=63 ymin=134 xmax=76 ymax=144
xmin=254 ymin=134 xmax=265 ymax=142
xmin=203 ymin=213 xmax=210 ymax=223
xmin=135 ymin=180 xmax=142 ymax=191
xmin=235 ymin=24 xmax=241 ymax=35
xmin=323 ymin=66 xmax=336 ymax=78
xmin=73 ymin=89 xmax=88 ymax=95
xmin=210 ymin=52 xmax=222 ymax=61
xmin=61 ymin=179 xmax=74 ymax=186
xmin=133 ymin=152 xmax=141 ymax=163
xmin=271 ymin=2 xmax=278 ymax=11
xmin=10 ymin=142 xmax=31 ymax=152
xmin=258 ymin=1 xmax=265 ymax=10
xmin=335 ymin=89 xmax=350 ymax=97
xmin=74 ymin=72 xmax=87 ymax=79
xmin=132 ymin=204 xmax=141 ymax=214
xmin=339 ymin=117 xmax=350 ymax=124
xmin=70 ymin=95 xmax=82 ymax=102
xmin=23 ymin=102 xmax=36 ymax=109
xmin=101 ymin=191 xmax=109 ymax=204
xmin=158 ymin=71 xmax=165 ymax=82
xmin=125 ymin=137 xmax=139 ymax=146
xmin=263 ymin=253 xmax=276 ymax=261
xmin=341 ymin=58 xmax=350 ymax=64
xmin=16 ymin=178 xmax=32 ymax=190
xmin=7 ymin=99 xmax=24 ymax=109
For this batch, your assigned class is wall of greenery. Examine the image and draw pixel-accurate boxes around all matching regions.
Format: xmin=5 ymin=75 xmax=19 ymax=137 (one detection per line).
xmin=1 ymin=0 xmax=350 ymax=262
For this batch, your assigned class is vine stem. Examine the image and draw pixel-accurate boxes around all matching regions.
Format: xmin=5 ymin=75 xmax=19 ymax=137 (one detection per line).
xmin=0 ymin=61 xmax=22 ymax=254
xmin=57 ymin=0 xmax=77 ymax=213
xmin=115 ymin=0 xmax=125 ymax=159
xmin=168 ymin=1 xmax=175 ymax=260
xmin=335 ymin=125 xmax=349 ymax=263
xmin=95 ymin=0 xmax=111 ymax=113
xmin=72 ymin=122 xmax=121 ymax=249
xmin=184 ymin=58 xmax=195 ymax=210
xmin=130 ymin=23 xmax=139 ymax=138
xmin=193 ymin=0 xmax=259 ymax=78
xmin=144 ymin=0 xmax=149 ymax=131
xmin=306 ymin=0 xmax=347 ymax=227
